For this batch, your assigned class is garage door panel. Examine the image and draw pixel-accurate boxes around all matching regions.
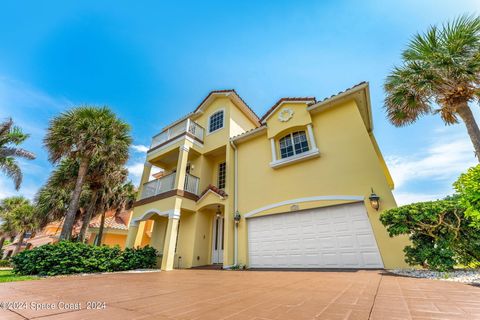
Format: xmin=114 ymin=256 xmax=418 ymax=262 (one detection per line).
xmin=248 ymin=203 xmax=383 ymax=268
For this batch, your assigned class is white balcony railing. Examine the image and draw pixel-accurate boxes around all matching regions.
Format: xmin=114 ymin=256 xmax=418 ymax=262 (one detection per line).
xmin=140 ymin=172 xmax=200 ymax=200
xmin=184 ymin=173 xmax=200 ymax=195
xmin=150 ymin=119 xmax=204 ymax=150
xmin=140 ymin=173 xmax=176 ymax=199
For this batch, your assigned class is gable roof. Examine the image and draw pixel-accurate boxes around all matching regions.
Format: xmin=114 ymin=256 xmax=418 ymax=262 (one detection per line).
xmin=161 ymin=90 xmax=261 ymax=132
xmin=260 ymin=97 xmax=317 ymax=123
xmin=307 ymin=82 xmax=372 ymax=132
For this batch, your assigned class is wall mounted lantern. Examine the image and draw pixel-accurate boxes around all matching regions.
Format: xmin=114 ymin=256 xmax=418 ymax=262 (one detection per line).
xmin=369 ymin=188 xmax=380 ymax=211
xmin=234 ymin=211 xmax=241 ymax=225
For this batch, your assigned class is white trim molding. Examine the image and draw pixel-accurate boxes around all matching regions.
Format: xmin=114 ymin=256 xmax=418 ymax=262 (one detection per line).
xmin=169 ymin=209 xmax=181 ymax=220
xmin=130 ymin=209 xmax=171 ymax=226
xmin=269 ymin=148 xmax=320 ymax=169
xmin=196 ymin=189 xmax=226 ymax=204
xmin=244 ymin=195 xmax=365 ymax=218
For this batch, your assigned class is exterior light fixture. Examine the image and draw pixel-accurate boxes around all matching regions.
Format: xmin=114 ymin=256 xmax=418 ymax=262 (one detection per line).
xmin=234 ymin=211 xmax=241 ymax=225
xmin=369 ymin=188 xmax=380 ymax=211
xmin=216 ymin=205 xmax=222 ymax=218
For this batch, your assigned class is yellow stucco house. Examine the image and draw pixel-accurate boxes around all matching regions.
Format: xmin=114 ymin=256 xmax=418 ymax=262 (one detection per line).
xmin=126 ymin=82 xmax=409 ymax=271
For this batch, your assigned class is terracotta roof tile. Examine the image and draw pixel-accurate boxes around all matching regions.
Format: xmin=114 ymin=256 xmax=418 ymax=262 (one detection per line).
xmin=316 ymin=81 xmax=367 ymax=104
xmin=198 ymin=184 xmax=228 ymax=200
xmin=89 ymin=211 xmax=130 ymax=231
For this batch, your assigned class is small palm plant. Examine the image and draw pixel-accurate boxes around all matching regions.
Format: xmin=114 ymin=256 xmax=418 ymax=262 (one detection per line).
xmin=0 ymin=196 xmax=38 ymax=255
xmin=384 ymin=15 xmax=480 ymax=160
xmin=44 ymin=106 xmax=131 ymax=240
xmin=0 ymin=118 xmax=35 ymax=189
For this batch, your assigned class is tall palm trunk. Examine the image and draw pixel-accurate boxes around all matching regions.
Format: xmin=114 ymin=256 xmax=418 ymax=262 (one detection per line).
xmin=59 ymin=158 xmax=89 ymax=240
xmin=457 ymin=103 xmax=480 ymax=162
xmin=13 ymin=232 xmax=25 ymax=256
xmin=95 ymin=211 xmax=106 ymax=246
xmin=78 ymin=190 xmax=98 ymax=242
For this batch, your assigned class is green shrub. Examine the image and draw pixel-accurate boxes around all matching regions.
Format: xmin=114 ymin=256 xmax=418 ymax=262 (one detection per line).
xmin=454 ymin=165 xmax=480 ymax=228
xmin=380 ymin=199 xmax=480 ymax=271
xmin=11 ymin=241 xmax=158 ymax=276
xmin=0 ymin=260 xmax=11 ymax=267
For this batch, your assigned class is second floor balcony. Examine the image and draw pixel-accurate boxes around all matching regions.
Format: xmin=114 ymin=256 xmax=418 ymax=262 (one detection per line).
xmin=140 ymin=172 xmax=200 ymax=200
xmin=150 ymin=118 xmax=204 ymax=152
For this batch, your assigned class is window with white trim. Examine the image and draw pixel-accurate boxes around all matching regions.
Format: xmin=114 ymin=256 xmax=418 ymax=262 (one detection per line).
xmin=218 ymin=162 xmax=226 ymax=189
xmin=209 ymin=110 xmax=224 ymax=133
xmin=279 ymin=131 xmax=309 ymax=159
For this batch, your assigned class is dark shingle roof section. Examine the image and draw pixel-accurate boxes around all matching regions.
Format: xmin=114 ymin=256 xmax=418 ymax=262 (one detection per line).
xmin=259 ymin=97 xmax=317 ymax=122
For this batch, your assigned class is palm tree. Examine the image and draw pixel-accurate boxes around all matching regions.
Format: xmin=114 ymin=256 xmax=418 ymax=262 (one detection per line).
xmin=384 ymin=15 xmax=480 ymax=160
xmin=10 ymin=202 xmax=38 ymax=255
xmin=78 ymin=159 xmax=120 ymax=242
xmin=44 ymin=107 xmax=131 ymax=240
xmin=35 ymin=158 xmax=78 ymax=229
xmin=94 ymin=172 xmax=135 ymax=246
xmin=0 ymin=118 xmax=35 ymax=189
xmin=0 ymin=196 xmax=38 ymax=255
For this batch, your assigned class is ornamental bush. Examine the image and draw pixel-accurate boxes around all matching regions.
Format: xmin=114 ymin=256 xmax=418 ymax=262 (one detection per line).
xmin=380 ymin=198 xmax=480 ymax=271
xmin=11 ymin=241 xmax=158 ymax=276
xmin=454 ymin=165 xmax=480 ymax=228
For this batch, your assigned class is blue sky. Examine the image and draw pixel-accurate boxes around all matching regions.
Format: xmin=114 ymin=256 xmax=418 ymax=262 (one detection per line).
xmin=0 ymin=0 xmax=479 ymax=205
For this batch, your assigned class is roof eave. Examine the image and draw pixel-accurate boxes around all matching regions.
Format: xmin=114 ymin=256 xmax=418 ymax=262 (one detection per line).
xmin=307 ymin=82 xmax=373 ymax=132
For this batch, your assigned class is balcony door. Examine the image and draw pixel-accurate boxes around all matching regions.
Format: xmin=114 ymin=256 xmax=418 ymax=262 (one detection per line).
xmin=211 ymin=215 xmax=224 ymax=264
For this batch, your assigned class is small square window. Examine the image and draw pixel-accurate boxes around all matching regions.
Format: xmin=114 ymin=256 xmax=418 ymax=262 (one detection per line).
xmin=209 ymin=110 xmax=224 ymax=133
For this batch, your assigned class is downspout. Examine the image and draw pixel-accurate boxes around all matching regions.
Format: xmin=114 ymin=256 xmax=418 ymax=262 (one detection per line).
xmin=229 ymin=139 xmax=239 ymax=266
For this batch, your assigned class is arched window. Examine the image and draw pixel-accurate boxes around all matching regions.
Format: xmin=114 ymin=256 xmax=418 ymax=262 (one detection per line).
xmin=279 ymin=131 xmax=309 ymax=159
xmin=209 ymin=110 xmax=224 ymax=133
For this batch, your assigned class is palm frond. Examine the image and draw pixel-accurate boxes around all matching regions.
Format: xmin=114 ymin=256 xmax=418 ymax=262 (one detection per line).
xmin=0 ymin=147 xmax=35 ymax=160
xmin=0 ymin=158 xmax=22 ymax=190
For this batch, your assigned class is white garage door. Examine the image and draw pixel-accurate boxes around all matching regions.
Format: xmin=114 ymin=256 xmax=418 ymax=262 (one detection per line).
xmin=247 ymin=202 xmax=384 ymax=268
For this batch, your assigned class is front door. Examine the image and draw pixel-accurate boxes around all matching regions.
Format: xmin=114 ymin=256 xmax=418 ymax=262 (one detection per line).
xmin=212 ymin=216 xmax=224 ymax=264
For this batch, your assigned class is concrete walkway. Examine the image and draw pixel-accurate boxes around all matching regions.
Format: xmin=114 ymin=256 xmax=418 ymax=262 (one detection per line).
xmin=0 ymin=270 xmax=479 ymax=319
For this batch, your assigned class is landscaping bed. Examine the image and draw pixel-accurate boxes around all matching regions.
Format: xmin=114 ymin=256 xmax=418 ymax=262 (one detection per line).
xmin=389 ymin=269 xmax=480 ymax=284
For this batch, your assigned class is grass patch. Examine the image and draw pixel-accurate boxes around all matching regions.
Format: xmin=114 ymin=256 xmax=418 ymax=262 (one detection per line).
xmin=0 ymin=270 xmax=39 ymax=283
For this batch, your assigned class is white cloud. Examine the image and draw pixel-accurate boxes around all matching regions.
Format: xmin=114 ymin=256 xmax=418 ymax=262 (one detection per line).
xmin=393 ymin=191 xmax=446 ymax=206
xmin=131 ymin=144 xmax=149 ymax=153
xmin=127 ymin=162 xmax=145 ymax=183
xmin=386 ymin=131 xmax=477 ymax=205
xmin=127 ymin=161 xmax=163 ymax=186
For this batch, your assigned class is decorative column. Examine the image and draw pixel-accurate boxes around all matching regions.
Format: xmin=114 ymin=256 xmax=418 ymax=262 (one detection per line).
xmin=161 ymin=204 xmax=181 ymax=271
xmin=137 ymin=162 xmax=152 ymax=200
xmin=125 ymin=220 xmax=139 ymax=248
xmin=270 ymin=138 xmax=277 ymax=162
xmin=174 ymin=145 xmax=190 ymax=191
xmin=306 ymin=124 xmax=317 ymax=150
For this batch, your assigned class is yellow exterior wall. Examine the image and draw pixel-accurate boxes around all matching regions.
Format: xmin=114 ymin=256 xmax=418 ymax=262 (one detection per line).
xmin=174 ymin=211 xmax=196 ymax=268
xmin=87 ymin=231 xmax=127 ymax=249
xmin=192 ymin=210 xmax=214 ymax=266
xmin=266 ymin=102 xmax=313 ymax=139
xmin=236 ymin=99 xmax=409 ymax=269
xmin=129 ymin=88 xmax=408 ymax=270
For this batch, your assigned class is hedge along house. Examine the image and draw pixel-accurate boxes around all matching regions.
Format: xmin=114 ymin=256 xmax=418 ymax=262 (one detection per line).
xmin=126 ymin=82 xmax=409 ymax=271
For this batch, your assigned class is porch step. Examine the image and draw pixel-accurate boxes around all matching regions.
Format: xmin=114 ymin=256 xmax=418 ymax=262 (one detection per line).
xmin=190 ymin=264 xmax=223 ymax=270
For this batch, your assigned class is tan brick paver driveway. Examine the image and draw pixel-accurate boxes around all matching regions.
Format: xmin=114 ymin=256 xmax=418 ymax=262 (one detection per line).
xmin=1 ymin=270 xmax=479 ymax=319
